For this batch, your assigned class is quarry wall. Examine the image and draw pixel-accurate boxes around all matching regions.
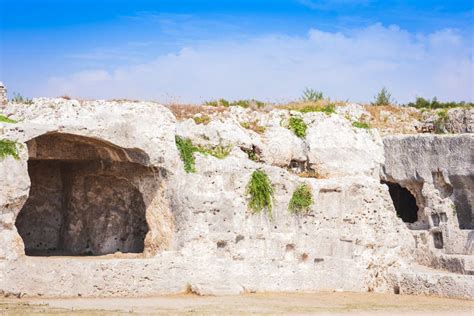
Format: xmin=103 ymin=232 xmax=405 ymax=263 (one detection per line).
xmin=0 ymin=98 xmax=472 ymax=299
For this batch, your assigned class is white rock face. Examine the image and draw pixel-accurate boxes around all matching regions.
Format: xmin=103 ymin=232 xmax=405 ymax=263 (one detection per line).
xmin=0 ymin=98 xmax=472 ymax=299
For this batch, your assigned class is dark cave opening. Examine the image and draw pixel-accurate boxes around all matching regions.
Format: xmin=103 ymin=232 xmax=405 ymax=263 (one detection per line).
xmin=15 ymin=133 xmax=151 ymax=256
xmin=382 ymin=181 xmax=419 ymax=223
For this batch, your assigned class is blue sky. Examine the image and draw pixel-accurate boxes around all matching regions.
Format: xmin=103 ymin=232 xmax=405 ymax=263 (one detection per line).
xmin=1 ymin=0 xmax=473 ymax=103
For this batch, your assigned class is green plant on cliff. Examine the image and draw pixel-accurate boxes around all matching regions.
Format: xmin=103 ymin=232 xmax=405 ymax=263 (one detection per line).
xmin=175 ymin=136 xmax=197 ymax=173
xmin=196 ymin=144 xmax=232 ymax=159
xmin=352 ymin=121 xmax=371 ymax=129
xmin=246 ymin=170 xmax=274 ymax=218
xmin=288 ymin=184 xmax=313 ymax=214
xmin=0 ymin=115 xmax=17 ymax=123
xmin=288 ymin=116 xmax=307 ymax=138
xmin=0 ymin=139 xmax=19 ymax=160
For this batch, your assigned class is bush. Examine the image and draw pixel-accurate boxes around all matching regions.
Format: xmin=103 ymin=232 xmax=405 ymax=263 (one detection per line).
xmin=372 ymin=87 xmax=393 ymax=106
xmin=301 ymin=88 xmax=323 ymax=102
xmin=246 ymin=170 xmax=274 ymax=218
xmin=352 ymin=121 xmax=370 ymax=129
xmin=405 ymin=97 xmax=473 ymax=109
xmin=175 ymin=136 xmax=197 ymax=173
xmin=289 ymin=184 xmax=313 ymax=214
xmin=0 ymin=139 xmax=19 ymax=160
xmin=288 ymin=116 xmax=307 ymax=138
xmin=11 ymin=93 xmax=33 ymax=105
xmin=0 ymin=115 xmax=17 ymax=123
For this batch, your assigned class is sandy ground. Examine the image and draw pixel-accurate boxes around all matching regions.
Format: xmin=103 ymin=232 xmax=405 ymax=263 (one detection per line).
xmin=1 ymin=292 xmax=473 ymax=315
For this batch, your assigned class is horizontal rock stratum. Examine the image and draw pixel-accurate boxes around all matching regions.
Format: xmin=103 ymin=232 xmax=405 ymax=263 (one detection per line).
xmin=0 ymin=98 xmax=472 ymax=299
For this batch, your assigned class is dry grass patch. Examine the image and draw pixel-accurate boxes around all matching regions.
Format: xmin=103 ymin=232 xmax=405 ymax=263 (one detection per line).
xmin=167 ymin=104 xmax=228 ymax=121
xmin=363 ymin=105 xmax=422 ymax=133
xmin=240 ymin=120 xmax=266 ymax=134
xmin=278 ymin=100 xmax=347 ymax=113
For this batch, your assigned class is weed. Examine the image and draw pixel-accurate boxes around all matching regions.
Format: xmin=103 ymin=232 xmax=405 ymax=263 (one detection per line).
xmin=301 ymin=88 xmax=323 ymax=102
xmin=289 ymin=184 xmax=313 ymax=214
xmin=246 ymin=170 xmax=274 ymax=218
xmin=0 ymin=139 xmax=20 ymax=160
xmin=11 ymin=93 xmax=33 ymax=105
xmin=193 ymin=115 xmax=211 ymax=125
xmin=288 ymin=116 xmax=307 ymax=138
xmin=372 ymin=87 xmax=393 ymax=106
xmin=0 ymin=115 xmax=17 ymax=123
xmin=175 ymin=136 xmax=197 ymax=173
xmin=352 ymin=121 xmax=370 ymax=129
xmin=240 ymin=120 xmax=266 ymax=134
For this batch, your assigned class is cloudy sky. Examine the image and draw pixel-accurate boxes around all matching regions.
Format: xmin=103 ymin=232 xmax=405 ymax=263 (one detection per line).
xmin=1 ymin=0 xmax=473 ymax=104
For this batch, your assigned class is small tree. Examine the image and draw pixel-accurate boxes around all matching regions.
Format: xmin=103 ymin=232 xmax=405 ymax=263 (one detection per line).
xmin=372 ymin=87 xmax=394 ymax=106
xmin=301 ymin=88 xmax=323 ymax=102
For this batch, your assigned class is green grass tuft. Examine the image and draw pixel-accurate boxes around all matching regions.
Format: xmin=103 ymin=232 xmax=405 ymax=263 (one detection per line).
xmin=288 ymin=116 xmax=307 ymax=138
xmin=289 ymin=184 xmax=313 ymax=214
xmin=175 ymin=136 xmax=197 ymax=173
xmin=0 ymin=139 xmax=20 ymax=160
xmin=193 ymin=115 xmax=211 ymax=125
xmin=352 ymin=121 xmax=370 ymax=129
xmin=0 ymin=115 xmax=17 ymax=123
xmin=176 ymin=136 xmax=232 ymax=172
xmin=246 ymin=170 xmax=274 ymax=218
xmin=196 ymin=144 xmax=232 ymax=159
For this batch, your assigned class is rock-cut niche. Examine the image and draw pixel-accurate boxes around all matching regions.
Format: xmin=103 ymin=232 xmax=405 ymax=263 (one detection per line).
xmin=15 ymin=133 xmax=156 ymax=256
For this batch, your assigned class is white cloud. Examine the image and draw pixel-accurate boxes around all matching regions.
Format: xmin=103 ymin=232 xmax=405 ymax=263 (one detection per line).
xmin=43 ymin=24 xmax=473 ymax=103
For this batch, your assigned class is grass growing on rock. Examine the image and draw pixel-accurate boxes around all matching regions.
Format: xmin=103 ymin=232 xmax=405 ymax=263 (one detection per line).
xmin=0 ymin=115 xmax=17 ymax=123
xmin=240 ymin=120 xmax=266 ymax=134
xmin=246 ymin=170 xmax=274 ymax=218
xmin=196 ymin=144 xmax=232 ymax=159
xmin=352 ymin=121 xmax=370 ymax=129
xmin=175 ymin=136 xmax=197 ymax=173
xmin=289 ymin=184 xmax=313 ymax=214
xmin=0 ymin=139 xmax=20 ymax=160
xmin=176 ymin=136 xmax=232 ymax=172
xmin=193 ymin=115 xmax=211 ymax=125
xmin=288 ymin=117 xmax=307 ymax=138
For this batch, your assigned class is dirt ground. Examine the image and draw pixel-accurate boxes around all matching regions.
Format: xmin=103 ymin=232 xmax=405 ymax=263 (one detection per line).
xmin=1 ymin=292 xmax=474 ymax=315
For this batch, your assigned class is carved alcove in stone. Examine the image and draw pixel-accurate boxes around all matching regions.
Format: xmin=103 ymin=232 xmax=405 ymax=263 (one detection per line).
xmin=15 ymin=133 xmax=162 ymax=256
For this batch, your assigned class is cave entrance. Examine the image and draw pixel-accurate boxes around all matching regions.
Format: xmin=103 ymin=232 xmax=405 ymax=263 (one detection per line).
xmin=15 ymin=133 xmax=153 ymax=256
xmin=382 ymin=181 xmax=419 ymax=223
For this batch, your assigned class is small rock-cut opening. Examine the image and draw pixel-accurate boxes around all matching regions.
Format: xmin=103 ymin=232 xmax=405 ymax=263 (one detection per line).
xmin=15 ymin=133 xmax=152 ymax=256
xmin=382 ymin=181 xmax=419 ymax=223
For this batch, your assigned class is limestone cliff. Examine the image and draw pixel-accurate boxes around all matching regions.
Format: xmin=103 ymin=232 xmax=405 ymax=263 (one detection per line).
xmin=0 ymin=98 xmax=472 ymax=299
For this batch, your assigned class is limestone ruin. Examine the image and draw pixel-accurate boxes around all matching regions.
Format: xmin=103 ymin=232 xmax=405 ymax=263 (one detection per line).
xmin=0 ymin=94 xmax=472 ymax=299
